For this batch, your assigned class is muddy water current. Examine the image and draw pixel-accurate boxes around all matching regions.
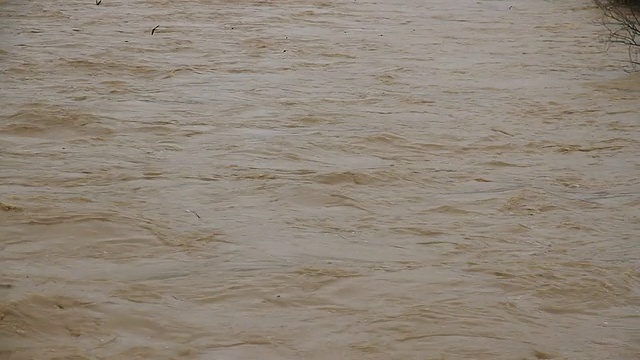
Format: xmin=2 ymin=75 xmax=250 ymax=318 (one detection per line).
xmin=1 ymin=0 xmax=639 ymax=359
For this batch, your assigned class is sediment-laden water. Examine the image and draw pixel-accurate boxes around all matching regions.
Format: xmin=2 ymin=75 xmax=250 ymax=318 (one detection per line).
xmin=1 ymin=1 xmax=639 ymax=359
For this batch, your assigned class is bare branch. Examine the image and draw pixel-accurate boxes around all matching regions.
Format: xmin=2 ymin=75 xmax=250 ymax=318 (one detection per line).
xmin=595 ymin=0 xmax=640 ymax=70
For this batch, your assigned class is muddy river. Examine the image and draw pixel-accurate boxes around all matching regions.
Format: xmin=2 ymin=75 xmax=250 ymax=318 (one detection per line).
xmin=1 ymin=0 xmax=639 ymax=359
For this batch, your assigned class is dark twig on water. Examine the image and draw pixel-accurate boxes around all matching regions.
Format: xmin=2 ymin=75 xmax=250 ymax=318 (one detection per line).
xmin=151 ymin=25 xmax=160 ymax=35
xmin=186 ymin=210 xmax=201 ymax=219
xmin=96 ymin=0 xmax=102 ymax=5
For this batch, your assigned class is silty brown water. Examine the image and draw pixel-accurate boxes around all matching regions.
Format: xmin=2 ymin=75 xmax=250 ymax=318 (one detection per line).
xmin=1 ymin=0 xmax=639 ymax=359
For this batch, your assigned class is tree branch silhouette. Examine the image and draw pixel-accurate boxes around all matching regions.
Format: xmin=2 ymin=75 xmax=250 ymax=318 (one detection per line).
xmin=595 ymin=0 xmax=640 ymax=70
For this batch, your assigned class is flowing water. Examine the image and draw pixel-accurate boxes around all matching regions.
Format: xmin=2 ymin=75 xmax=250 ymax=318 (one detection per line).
xmin=1 ymin=0 xmax=639 ymax=359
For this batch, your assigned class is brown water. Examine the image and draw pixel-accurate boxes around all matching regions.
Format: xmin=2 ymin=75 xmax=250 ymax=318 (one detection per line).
xmin=1 ymin=0 xmax=639 ymax=359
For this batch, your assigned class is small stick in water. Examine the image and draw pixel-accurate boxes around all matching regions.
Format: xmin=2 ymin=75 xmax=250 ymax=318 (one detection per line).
xmin=151 ymin=25 xmax=160 ymax=35
xmin=185 ymin=210 xmax=201 ymax=219
xmin=96 ymin=0 xmax=102 ymax=5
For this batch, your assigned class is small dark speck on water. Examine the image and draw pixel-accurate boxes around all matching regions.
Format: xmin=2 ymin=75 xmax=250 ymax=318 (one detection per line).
xmin=151 ymin=25 xmax=160 ymax=35
xmin=96 ymin=0 xmax=102 ymax=5
xmin=283 ymin=49 xmax=287 ymax=52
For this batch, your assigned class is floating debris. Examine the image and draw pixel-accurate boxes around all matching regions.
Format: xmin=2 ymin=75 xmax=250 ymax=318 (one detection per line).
xmin=185 ymin=209 xmax=201 ymax=219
